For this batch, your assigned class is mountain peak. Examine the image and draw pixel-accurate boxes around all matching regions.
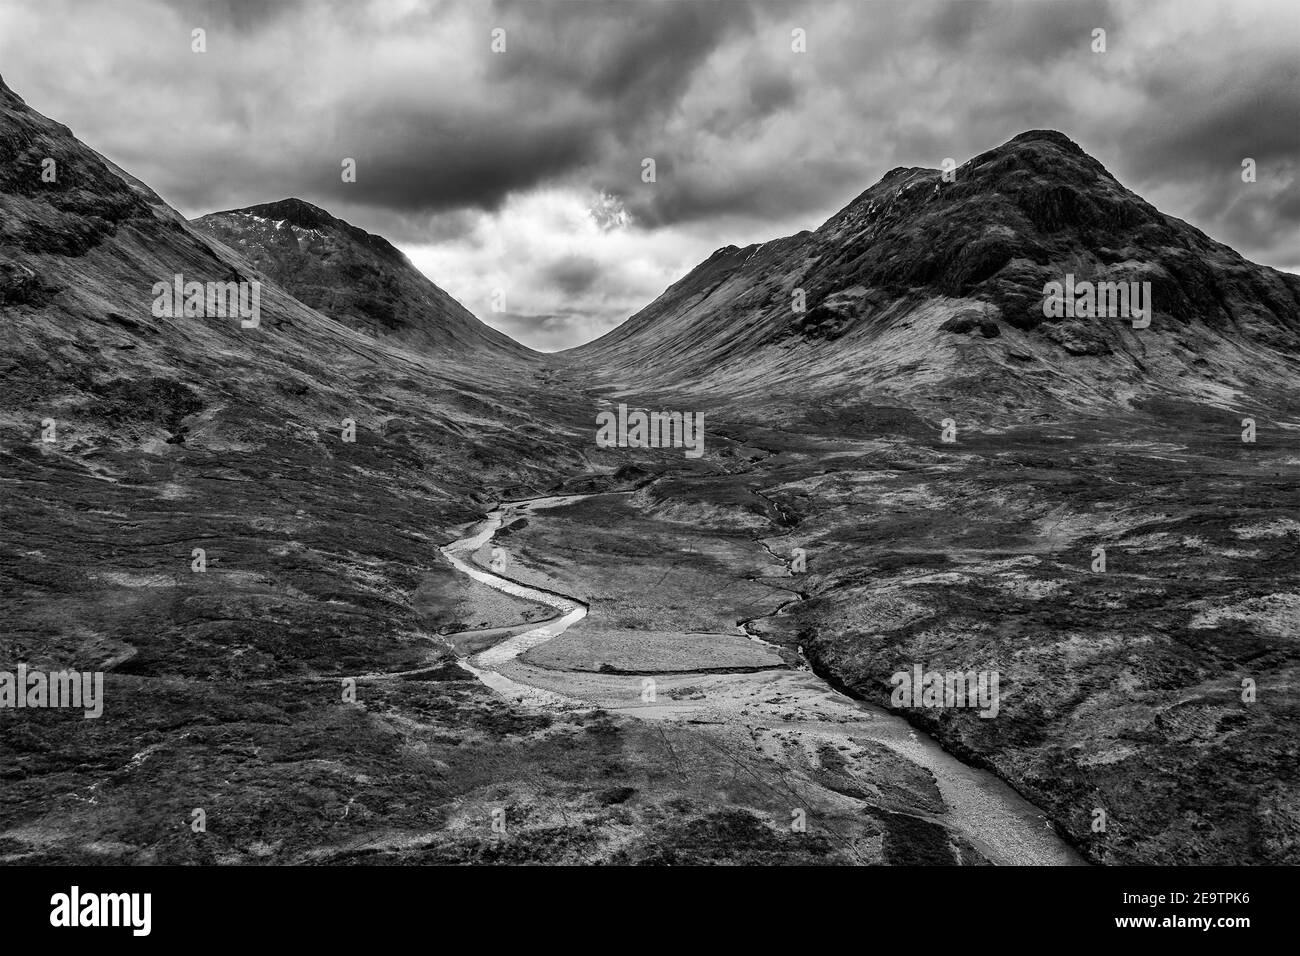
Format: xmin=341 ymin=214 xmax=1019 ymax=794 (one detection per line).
xmin=881 ymin=165 xmax=933 ymax=181
xmin=193 ymin=198 xmax=532 ymax=356
xmin=246 ymin=196 xmax=333 ymax=224
xmin=1004 ymin=128 xmax=1086 ymax=154
xmin=204 ymin=197 xmax=410 ymax=266
xmin=572 ymin=129 xmax=1300 ymax=404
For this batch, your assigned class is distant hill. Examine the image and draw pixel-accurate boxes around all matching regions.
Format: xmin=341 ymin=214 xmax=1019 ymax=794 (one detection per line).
xmin=194 ymin=198 xmax=532 ymax=358
xmin=565 ymin=130 xmax=1300 ymax=415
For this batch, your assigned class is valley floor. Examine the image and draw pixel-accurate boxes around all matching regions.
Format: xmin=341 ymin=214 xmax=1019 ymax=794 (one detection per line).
xmin=2 ymin=364 xmax=1295 ymax=865
xmin=443 ymin=493 xmax=1084 ymax=865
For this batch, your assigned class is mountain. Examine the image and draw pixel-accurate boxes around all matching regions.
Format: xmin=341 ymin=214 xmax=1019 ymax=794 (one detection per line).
xmin=193 ymin=198 xmax=530 ymax=357
xmin=3 ymin=70 xmax=1296 ymax=869
xmin=565 ymin=130 xmax=1300 ymax=415
xmin=549 ymin=133 xmax=1300 ymax=868
xmin=0 ymin=68 xmax=596 ymax=687
xmin=0 ymin=73 xmax=648 ymax=864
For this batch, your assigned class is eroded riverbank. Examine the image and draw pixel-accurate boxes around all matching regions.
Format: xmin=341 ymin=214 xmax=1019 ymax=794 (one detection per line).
xmin=440 ymin=492 xmax=1086 ymax=866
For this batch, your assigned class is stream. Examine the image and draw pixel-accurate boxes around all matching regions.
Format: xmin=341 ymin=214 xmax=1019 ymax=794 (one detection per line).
xmin=440 ymin=492 xmax=1086 ymax=866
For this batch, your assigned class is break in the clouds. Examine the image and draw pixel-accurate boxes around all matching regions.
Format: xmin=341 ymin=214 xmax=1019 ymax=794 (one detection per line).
xmin=1 ymin=0 xmax=1296 ymax=350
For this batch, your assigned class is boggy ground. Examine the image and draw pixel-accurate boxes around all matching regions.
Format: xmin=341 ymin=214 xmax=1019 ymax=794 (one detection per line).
xmin=3 ymin=351 xmax=1294 ymax=864
xmin=636 ymin=401 xmax=1298 ymax=865
xmin=448 ymin=493 xmax=1081 ymax=865
xmin=0 ymin=360 xmax=864 ymax=865
xmin=0 ymin=354 xmax=982 ymax=865
xmin=486 ymin=359 xmax=1297 ymax=864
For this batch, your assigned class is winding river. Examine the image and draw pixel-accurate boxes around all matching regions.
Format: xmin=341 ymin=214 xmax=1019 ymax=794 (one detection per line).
xmin=441 ymin=493 xmax=1085 ymax=866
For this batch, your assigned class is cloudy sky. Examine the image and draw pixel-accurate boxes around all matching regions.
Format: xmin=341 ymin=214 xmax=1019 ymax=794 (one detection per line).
xmin=2 ymin=0 xmax=1297 ymax=350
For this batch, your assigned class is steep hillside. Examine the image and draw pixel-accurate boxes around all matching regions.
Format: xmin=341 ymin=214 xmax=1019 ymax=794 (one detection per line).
xmin=567 ymin=131 xmax=1300 ymax=417
xmin=0 ymin=73 xmax=660 ymax=865
xmin=544 ymin=130 xmax=1300 ymax=866
xmin=0 ymin=66 xmax=592 ymax=719
xmin=193 ymin=198 xmax=531 ymax=358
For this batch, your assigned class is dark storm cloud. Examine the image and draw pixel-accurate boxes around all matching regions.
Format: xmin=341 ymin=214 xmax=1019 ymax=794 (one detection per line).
xmin=607 ymin=154 xmax=866 ymax=229
xmin=929 ymin=0 xmax=994 ymax=49
xmin=1125 ymin=60 xmax=1300 ymax=180
xmin=334 ymin=0 xmax=755 ymax=218
xmin=540 ymin=255 xmax=601 ymax=297
xmin=1091 ymin=43 xmax=1300 ymax=269
xmin=1214 ymin=185 xmax=1300 ymax=257
xmin=159 ymin=0 xmax=762 ymax=229
xmin=17 ymin=0 xmax=1294 ymax=249
xmin=745 ymin=69 xmax=799 ymax=116
xmin=331 ymin=110 xmax=600 ymax=215
xmin=491 ymin=0 xmax=754 ymax=104
xmin=162 ymin=0 xmax=316 ymax=31
xmin=983 ymin=0 xmax=1115 ymax=65
xmin=1 ymin=0 xmax=1296 ymax=350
